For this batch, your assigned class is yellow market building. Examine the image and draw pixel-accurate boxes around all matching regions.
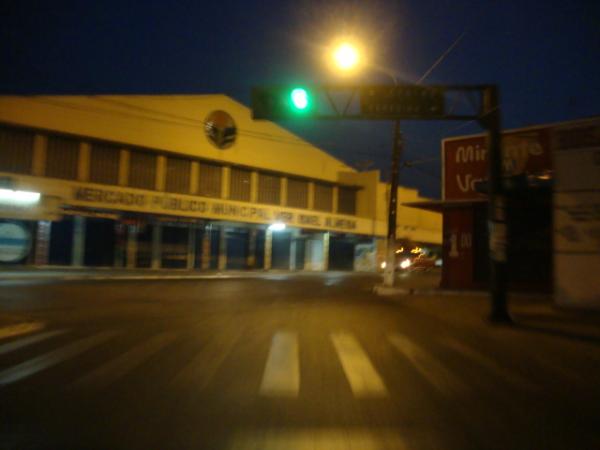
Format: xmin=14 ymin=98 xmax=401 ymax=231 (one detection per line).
xmin=0 ymin=95 xmax=441 ymax=271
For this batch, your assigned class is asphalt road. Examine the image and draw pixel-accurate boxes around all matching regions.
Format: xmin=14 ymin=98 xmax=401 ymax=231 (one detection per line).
xmin=0 ymin=273 xmax=599 ymax=450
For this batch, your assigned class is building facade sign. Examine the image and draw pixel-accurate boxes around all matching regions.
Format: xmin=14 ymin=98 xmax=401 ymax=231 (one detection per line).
xmin=71 ymin=185 xmax=366 ymax=233
xmin=0 ymin=222 xmax=31 ymax=262
xmin=443 ymin=129 xmax=552 ymax=200
xmin=204 ymin=110 xmax=237 ymax=149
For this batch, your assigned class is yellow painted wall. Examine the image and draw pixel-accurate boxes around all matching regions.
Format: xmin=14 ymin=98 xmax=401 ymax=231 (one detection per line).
xmin=0 ymin=94 xmax=442 ymax=243
xmin=0 ymin=95 xmax=352 ymax=182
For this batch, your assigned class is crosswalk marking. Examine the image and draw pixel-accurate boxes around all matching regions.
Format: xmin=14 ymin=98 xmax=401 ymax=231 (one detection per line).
xmin=0 ymin=322 xmax=45 ymax=340
xmin=388 ymin=333 xmax=466 ymax=395
xmin=331 ymin=332 xmax=387 ymax=397
xmin=0 ymin=331 xmax=117 ymax=386
xmin=260 ymin=331 xmax=300 ymax=397
xmin=170 ymin=330 xmax=241 ymax=389
xmin=0 ymin=329 xmax=68 ymax=356
xmin=441 ymin=337 xmax=539 ymax=391
xmin=73 ymin=332 xmax=178 ymax=389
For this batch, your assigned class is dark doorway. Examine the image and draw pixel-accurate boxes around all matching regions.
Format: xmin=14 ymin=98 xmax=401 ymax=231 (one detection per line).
xmin=84 ymin=218 xmax=116 ymax=266
xmin=48 ymin=217 xmax=74 ymax=265
xmin=226 ymin=228 xmax=249 ymax=269
xmin=329 ymin=235 xmax=355 ymax=271
xmin=271 ymin=231 xmax=291 ymax=269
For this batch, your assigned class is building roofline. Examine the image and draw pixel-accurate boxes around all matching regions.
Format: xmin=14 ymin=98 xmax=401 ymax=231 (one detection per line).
xmin=441 ymin=115 xmax=600 ymax=144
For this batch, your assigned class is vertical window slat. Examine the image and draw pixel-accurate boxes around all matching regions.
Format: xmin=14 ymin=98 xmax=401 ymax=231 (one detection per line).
xmin=258 ymin=172 xmax=281 ymax=205
xmin=229 ymin=167 xmax=251 ymax=201
xmin=128 ymin=150 xmax=157 ymax=190
xmin=89 ymin=143 xmax=120 ymax=185
xmin=0 ymin=127 xmax=34 ymax=174
xmin=165 ymin=156 xmax=191 ymax=194
xmin=198 ymin=162 xmax=222 ymax=198
xmin=46 ymin=135 xmax=79 ymax=180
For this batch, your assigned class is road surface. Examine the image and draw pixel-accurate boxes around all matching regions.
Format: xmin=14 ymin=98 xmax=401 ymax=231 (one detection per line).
xmin=1 ymin=272 xmax=599 ymax=449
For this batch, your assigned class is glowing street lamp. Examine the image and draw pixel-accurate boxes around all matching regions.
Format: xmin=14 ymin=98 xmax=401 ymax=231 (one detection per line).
xmin=332 ymin=42 xmax=360 ymax=71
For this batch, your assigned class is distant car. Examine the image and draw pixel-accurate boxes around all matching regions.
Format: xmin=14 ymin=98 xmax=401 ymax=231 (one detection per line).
xmin=397 ymin=254 xmax=436 ymax=271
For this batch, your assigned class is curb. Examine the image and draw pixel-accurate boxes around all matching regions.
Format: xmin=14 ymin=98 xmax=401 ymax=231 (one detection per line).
xmin=373 ymin=284 xmax=487 ymax=297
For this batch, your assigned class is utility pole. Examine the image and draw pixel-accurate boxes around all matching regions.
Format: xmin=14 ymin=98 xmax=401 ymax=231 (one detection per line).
xmin=383 ymin=119 xmax=402 ymax=286
xmin=481 ymin=86 xmax=511 ymax=323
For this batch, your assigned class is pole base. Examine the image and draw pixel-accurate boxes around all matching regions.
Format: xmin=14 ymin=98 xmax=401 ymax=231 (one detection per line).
xmin=487 ymin=310 xmax=513 ymax=325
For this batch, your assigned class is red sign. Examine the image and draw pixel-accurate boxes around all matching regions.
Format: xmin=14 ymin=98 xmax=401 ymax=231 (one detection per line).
xmin=443 ymin=128 xmax=552 ymax=200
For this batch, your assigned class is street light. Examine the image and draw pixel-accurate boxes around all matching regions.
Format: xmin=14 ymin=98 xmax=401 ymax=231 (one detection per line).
xmin=329 ymin=39 xmax=402 ymax=287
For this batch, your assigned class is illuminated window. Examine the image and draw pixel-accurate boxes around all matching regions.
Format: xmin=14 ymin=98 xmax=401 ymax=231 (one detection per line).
xmin=230 ymin=167 xmax=251 ymax=201
xmin=258 ymin=172 xmax=281 ymax=205
xmin=128 ymin=150 xmax=157 ymax=190
xmin=337 ymin=186 xmax=357 ymax=215
xmin=287 ymin=178 xmax=308 ymax=208
xmin=198 ymin=162 xmax=222 ymax=198
xmin=46 ymin=135 xmax=79 ymax=180
xmin=0 ymin=126 xmax=34 ymax=175
xmin=313 ymin=182 xmax=333 ymax=212
xmin=165 ymin=156 xmax=191 ymax=194
xmin=90 ymin=143 xmax=120 ymax=185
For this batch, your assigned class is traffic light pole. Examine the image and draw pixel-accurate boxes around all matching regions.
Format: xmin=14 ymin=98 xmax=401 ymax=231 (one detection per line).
xmin=383 ymin=120 xmax=402 ymax=286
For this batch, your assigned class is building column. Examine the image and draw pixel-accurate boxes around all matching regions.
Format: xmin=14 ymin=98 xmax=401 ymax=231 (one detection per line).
xmin=247 ymin=228 xmax=257 ymax=269
xmin=290 ymin=238 xmax=297 ymax=271
xmin=187 ymin=225 xmax=196 ymax=270
xmin=151 ymin=223 xmax=162 ymax=269
xmin=218 ymin=226 xmax=227 ymax=271
xmin=126 ymin=225 xmax=138 ymax=269
xmin=71 ymin=216 xmax=86 ymax=267
xmin=322 ymin=232 xmax=330 ymax=271
xmin=264 ymin=229 xmax=273 ymax=270
xmin=201 ymin=226 xmax=211 ymax=270
xmin=34 ymin=220 xmax=51 ymax=266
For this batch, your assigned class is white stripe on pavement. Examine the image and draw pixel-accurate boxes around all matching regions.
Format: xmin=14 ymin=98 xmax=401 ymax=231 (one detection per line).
xmin=0 ymin=329 xmax=68 ymax=356
xmin=260 ymin=331 xmax=300 ymax=397
xmin=331 ymin=332 xmax=387 ymax=398
xmin=388 ymin=333 xmax=466 ymax=395
xmin=0 ymin=322 xmax=45 ymax=340
xmin=441 ymin=337 xmax=540 ymax=391
xmin=73 ymin=332 xmax=177 ymax=389
xmin=0 ymin=331 xmax=117 ymax=386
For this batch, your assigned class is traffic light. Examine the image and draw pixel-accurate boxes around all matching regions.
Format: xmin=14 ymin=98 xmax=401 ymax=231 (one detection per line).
xmin=252 ymin=86 xmax=316 ymax=120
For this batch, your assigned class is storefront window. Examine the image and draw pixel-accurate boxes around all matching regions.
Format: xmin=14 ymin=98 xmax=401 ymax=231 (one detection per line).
xmin=337 ymin=186 xmax=357 ymax=215
xmin=46 ymin=135 xmax=79 ymax=180
xmin=165 ymin=156 xmax=191 ymax=194
xmin=128 ymin=150 xmax=157 ymax=190
xmin=90 ymin=143 xmax=120 ymax=185
xmin=313 ymin=182 xmax=333 ymax=212
xmin=287 ymin=178 xmax=308 ymax=209
xmin=198 ymin=162 xmax=222 ymax=198
xmin=258 ymin=172 xmax=281 ymax=205
xmin=0 ymin=126 xmax=34 ymax=175
xmin=230 ymin=167 xmax=251 ymax=201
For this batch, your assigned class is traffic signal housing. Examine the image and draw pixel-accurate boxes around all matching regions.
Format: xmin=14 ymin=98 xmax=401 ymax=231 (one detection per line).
xmin=252 ymin=86 xmax=316 ymax=120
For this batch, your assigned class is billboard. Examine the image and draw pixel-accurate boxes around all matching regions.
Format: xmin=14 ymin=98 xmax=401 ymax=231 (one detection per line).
xmin=442 ymin=128 xmax=552 ymax=200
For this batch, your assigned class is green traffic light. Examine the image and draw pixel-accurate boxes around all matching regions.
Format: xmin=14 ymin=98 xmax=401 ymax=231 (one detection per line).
xmin=290 ymin=88 xmax=310 ymax=111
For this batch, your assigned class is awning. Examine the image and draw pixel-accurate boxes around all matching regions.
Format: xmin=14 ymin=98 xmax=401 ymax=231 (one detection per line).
xmin=403 ymin=198 xmax=487 ymax=213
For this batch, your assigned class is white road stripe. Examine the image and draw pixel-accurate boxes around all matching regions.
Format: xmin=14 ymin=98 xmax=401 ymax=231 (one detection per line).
xmin=73 ymin=331 xmax=177 ymax=389
xmin=0 ymin=330 xmax=117 ymax=386
xmin=388 ymin=333 xmax=466 ymax=395
xmin=331 ymin=332 xmax=387 ymax=397
xmin=441 ymin=337 xmax=540 ymax=391
xmin=0 ymin=329 xmax=68 ymax=356
xmin=260 ymin=331 xmax=300 ymax=397
xmin=0 ymin=322 xmax=45 ymax=340
xmin=170 ymin=330 xmax=241 ymax=389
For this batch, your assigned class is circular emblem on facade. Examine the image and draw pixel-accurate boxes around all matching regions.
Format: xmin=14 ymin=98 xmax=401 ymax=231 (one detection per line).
xmin=0 ymin=222 xmax=31 ymax=263
xmin=204 ymin=110 xmax=237 ymax=150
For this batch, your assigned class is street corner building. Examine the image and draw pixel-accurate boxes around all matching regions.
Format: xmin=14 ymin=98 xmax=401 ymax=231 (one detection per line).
xmin=0 ymin=95 xmax=441 ymax=272
xmin=406 ymin=116 xmax=600 ymax=310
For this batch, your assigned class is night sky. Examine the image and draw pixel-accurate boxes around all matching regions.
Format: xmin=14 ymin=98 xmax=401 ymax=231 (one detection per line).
xmin=2 ymin=0 xmax=599 ymax=198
